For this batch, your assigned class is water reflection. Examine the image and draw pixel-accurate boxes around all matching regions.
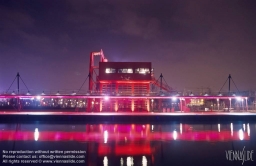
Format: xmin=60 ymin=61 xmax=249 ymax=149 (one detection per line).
xmin=239 ymin=129 xmax=244 ymax=140
xmin=0 ymin=124 xmax=250 ymax=142
xmin=34 ymin=128 xmax=39 ymax=141
xmin=0 ymin=122 xmax=255 ymax=166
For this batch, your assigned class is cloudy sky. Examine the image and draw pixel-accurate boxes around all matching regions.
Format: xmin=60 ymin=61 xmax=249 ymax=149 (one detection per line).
xmin=0 ymin=0 xmax=256 ymax=94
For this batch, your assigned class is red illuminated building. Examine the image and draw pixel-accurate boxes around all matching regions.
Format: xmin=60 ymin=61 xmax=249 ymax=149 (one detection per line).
xmin=87 ymin=49 xmax=171 ymax=112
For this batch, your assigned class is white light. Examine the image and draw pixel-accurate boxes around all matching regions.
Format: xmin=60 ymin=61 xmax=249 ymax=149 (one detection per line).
xmin=36 ymin=96 xmax=41 ymax=100
xmin=103 ymin=156 xmax=108 ymax=166
xmin=104 ymin=96 xmax=109 ymax=100
xmin=172 ymin=97 xmax=177 ymax=101
xmin=180 ymin=123 xmax=182 ymax=134
xmin=230 ymin=123 xmax=233 ymax=136
xmin=218 ymin=124 xmax=220 ymax=132
xmin=127 ymin=157 xmax=134 ymax=166
xmin=239 ymin=129 xmax=244 ymax=140
xmin=151 ymin=125 xmax=154 ymax=131
xmin=247 ymin=123 xmax=250 ymax=136
xmin=173 ymin=130 xmax=177 ymax=140
xmin=142 ymin=156 xmax=147 ymax=166
xmin=104 ymin=130 xmax=108 ymax=143
xmin=120 ymin=158 xmax=124 ymax=166
xmin=151 ymin=99 xmax=154 ymax=102
xmin=236 ymin=97 xmax=242 ymax=101
xmin=243 ymin=124 xmax=246 ymax=131
xmin=34 ymin=128 xmax=39 ymax=141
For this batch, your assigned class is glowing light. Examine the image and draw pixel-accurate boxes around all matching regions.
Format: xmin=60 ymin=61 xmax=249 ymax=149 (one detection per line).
xmin=151 ymin=99 xmax=154 ymax=102
xmin=104 ymin=96 xmax=109 ymax=100
xmin=104 ymin=130 xmax=108 ymax=143
xmin=218 ymin=124 xmax=220 ymax=132
xmin=34 ymin=128 xmax=39 ymax=141
xmin=247 ymin=123 xmax=250 ymax=136
xmin=92 ymin=101 xmax=94 ymax=104
xmin=236 ymin=97 xmax=242 ymax=101
xmin=172 ymin=97 xmax=177 ymax=101
xmin=103 ymin=156 xmax=108 ymax=166
xmin=36 ymin=96 xmax=41 ymax=100
xmin=142 ymin=156 xmax=147 ymax=166
xmin=243 ymin=124 xmax=245 ymax=131
xmin=120 ymin=158 xmax=124 ymax=166
xmin=239 ymin=129 xmax=244 ymax=140
xmin=151 ymin=125 xmax=154 ymax=131
xmin=127 ymin=157 xmax=134 ymax=166
xmin=180 ymin=123 xmax=182 ymax=134
xmin=173 ymin=130 xmax=177 ymax=140
xmin=230 ymin=123 xmax=233 ymax=136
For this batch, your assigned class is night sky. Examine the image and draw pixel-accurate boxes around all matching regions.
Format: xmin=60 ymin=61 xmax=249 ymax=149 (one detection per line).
xmin=0 ymin=0 xmax=256 ymax=94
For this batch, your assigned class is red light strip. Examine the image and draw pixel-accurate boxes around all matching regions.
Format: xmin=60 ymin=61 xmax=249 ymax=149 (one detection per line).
xmin=0 ymin=95 xmax=248 ymax=99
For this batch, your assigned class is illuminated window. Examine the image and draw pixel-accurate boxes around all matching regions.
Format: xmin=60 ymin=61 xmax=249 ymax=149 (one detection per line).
xmin=135 ymin=68 xmax=150 ymax=74
xmin=105 ymin=68 xmax=116 ymax=73
xmin=118 ymin=68 xmax=133 ymax=73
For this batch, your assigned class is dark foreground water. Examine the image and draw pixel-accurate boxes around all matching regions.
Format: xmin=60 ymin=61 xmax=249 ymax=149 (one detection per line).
xmin=0 ymin=121 xmax=255 ymax=166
